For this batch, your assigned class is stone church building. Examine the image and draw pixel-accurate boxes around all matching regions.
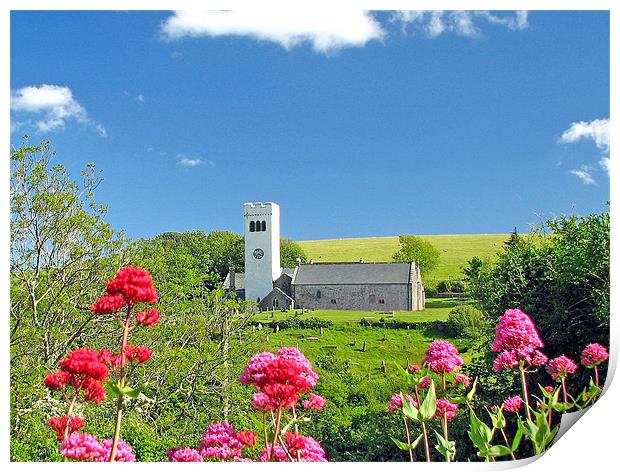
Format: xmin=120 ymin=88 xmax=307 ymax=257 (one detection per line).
xmin=223 ymin=202 xmax=425 ymax=312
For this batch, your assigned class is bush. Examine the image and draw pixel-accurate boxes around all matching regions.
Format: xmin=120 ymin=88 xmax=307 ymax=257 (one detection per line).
xmin=267 ymin=316 xmax=333 ymax=330
xmin=437 ymin=279 xmax=465 ymax=293
xmin=446 ymin=306 xmax=489 ymax=339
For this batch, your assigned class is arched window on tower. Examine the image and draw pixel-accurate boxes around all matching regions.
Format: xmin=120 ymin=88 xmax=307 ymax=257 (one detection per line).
xmin=261 ymin=221 xmax=266 ymax=231
xmin=255 ymin=220 xmax=261 ymax=232
xmin=249 ymin=221 xmax=255 ymax=232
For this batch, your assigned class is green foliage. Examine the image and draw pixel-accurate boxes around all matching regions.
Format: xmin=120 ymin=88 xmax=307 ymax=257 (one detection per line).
xmin=437 ymin=279 xmax=465 ymax=293
xmin=392 ymin=235 xmax=441 ymax=276
xmin=465 ymin=211 xmax=609 ymax=379
xmin=446 ymin=306 xmax=489 ymax=339
xmin=268 ymin=316 xmax=333 ymax=330
xmin=280 ymin=238 xmax=308 ymax=267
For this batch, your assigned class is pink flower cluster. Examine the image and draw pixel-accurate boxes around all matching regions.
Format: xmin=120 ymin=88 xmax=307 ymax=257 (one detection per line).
xmin=546 ymin=355 xmax=578 ymax=380
xmin=418 ymin=376 xmax=432 ymax=389
xmin=388 ymin=393 xmax=418 ymax=412
xmin=90 ymin=267 xmax=159 ymax=317
xmin=259 ymin=432 xmax=327 ymax=462
xmin=492 ymin=309 xmax=548 ymax=372
xmin=198 ymin=422 xmax=246 ymax=461
xmin=166 ymin=448 xmax=204 ymax=462
xmin=48 ymin=416 xmax=85 ymax=441
xmin=302 ymin=393 xmax=326 ymax=411
xmin=434 ymin=399 xmax=458 ymax=421
xmin=59 ymin=433 xmax=135 ymax=462
xmin=503 ymin=396 xmax=523 ymax=413
xmin=581 ymin=343 xmax=609 ymax=367
xmin=241 ymin=347 xmax=319 ymax=411
xmin=423 ymin=340 xmax=464 ymax=374
xmin=44 ymin=348 xmax=109 ymax=406
xmin=454 ymin=373 xmax=472 ymax=389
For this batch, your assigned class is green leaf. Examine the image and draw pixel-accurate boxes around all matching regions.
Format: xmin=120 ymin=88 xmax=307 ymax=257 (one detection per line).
xmin=105 ymin=380 xmax=121 ymax=399
xmin=391 ymin=437 xmax=413 ymax=451
xmin=411 ymin=433 xmax=424 ymax=450
xmin=488 ymin=445 xmax=512 ymax=457
xmin=418 ymin=381 xmax=437 ymax=422
xmin=466 ymin=377 xmax=478 ymax=402
xmin=119 ymin=384 xmax=144 ymax=399
xmin=469 ymin=409 xmax=492 ymax=446
xmin=401 ymin=394 xmax=420 ymax=421
xmin=433 ymin=430 xmax=456 ymax=460
xmin=511 ymin=425 xmax=523 ymax=452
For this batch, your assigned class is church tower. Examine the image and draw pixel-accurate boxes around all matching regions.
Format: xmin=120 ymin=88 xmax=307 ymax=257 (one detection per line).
xmin=244 ymin=202 xmax=281 ymax=303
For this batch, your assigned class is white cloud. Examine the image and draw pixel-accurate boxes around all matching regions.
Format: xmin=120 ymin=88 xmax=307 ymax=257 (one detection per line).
xmin=10 ymin=84 xmax=106 ymax=136
xmin=570 ymin=168 xmax=597 ymax=186
xmin=559 ymin=118 xmax=610 ymax=176
xmin=178 ymin=156 xmax=204 ymax=167
xmin=393 ymin=10 xmax=528 ymax=37
xmin=160 ymin=10 xmax=385 ymax=53
xmin=559 ymin=118 xmax=609 ymax=150
xmin=137 ymin=94 xmax=145 ymax=103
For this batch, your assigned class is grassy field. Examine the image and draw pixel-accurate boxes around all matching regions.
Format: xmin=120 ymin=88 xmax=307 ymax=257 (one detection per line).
xmin=251 ymin=298 xmax=467 ymax=378
xmin=298 ymin=234 xmax=509 ymax=283
xmin=254 ymin=297 xmax=460 ymax=324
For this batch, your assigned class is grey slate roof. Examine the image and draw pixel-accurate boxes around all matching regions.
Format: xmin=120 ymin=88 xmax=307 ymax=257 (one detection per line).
xmin=292 ymin=262 xmax=412 ymax=285
xmin=282 ymin=268 xmax=296 ymax=278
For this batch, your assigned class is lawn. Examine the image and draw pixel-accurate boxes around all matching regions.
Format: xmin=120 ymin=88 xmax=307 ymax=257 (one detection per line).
xmin=254 ymin=297 xmax=462 ymax=324
xmin=298 ymin=234 xmax=509 ymax=283
xmin=251 ymin=297 xmax=469 ymax=378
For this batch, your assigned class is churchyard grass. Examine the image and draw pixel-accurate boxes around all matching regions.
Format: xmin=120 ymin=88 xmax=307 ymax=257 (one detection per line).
xmin=298 ymin=234 xmax=509 ymax=284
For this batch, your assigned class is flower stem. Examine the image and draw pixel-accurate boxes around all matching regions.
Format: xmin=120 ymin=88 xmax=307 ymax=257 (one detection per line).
xmin=594 ymin=366 xmax=600 ymax=388
xmin=500 ymin=427 xmax=516 ymax=460
xmin=403 ymin=417 xmax=414 ymax=462
xmin=421 ymin=422 xmax=432 ymax=462
xmin=63 ymin=391 xmax=79 ymax=441
xmin=519 ymin=362 xmax=532 ymax=422
xmin=270 ymin=408 xmax=283 ymax=461
xmin=109 ymin=312 xmax=131 ymax=462
xmin=561 ymin=377 xmax=568 ymax=403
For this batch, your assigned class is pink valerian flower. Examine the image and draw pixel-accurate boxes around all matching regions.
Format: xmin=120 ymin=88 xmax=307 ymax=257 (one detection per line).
xmin=529 ymin=350 xmax=549 ymax=367
xmin=423 ymin=340 xmax=464 ymax=374
xmin=240 ymin=348 xmax=319 ymax=411
xmin=454 ymin=373 xmax=472 ymax=389
xmin=237 ymin=431 xmax=258 ymax=447
xmin=199 ymin=422 xmax=244 ymax=461
xmin=418 ymin=376 xmax=432 ymax=389
xmin=302 ymin=393 xmax=326 ymax=411
xmin=581 ymin=343 xmax=609 ymax=367
xmin=44 ymin=371 xmax=72 ymax=391
xmin=105 ymin=266 xmax=158 ymax=305
xmin=493 ymin=350 xmax=519 ymax=372
xmin=546 ymin=355 xmax=578 ymax=380
xmin=95 ymin=438 xmax=136 ymax=462
xmin=388 ymin=393 xmax=418 ymax=412
xmin=60 ymin=433 xmax=104 ymax=461
xmin=543 ymin=386 xmax=555 ymax=393
xmin=48 ymin=416 xmax=86 ymax=441
xmin=259 ymin=433 xmax=327 ymax=462
xmin=59 ymin=348 xmax=109 ymax=382
xmin=434 ymin=399 xmax=458 ymax=421
xmin=136 ymin=308 xmax=161 ymax=327
xmin=492 ymin=309 xmax=543 ymax=355
xmin=167 ymin=448 xmax=204 ymax=462
xmin=90 ymin=294 xmax=125 ymax=314
xmin=503 ymin=396 xmax=523 ymax=413
xmin=123 ymin=345 xmax=153 ymax=364
xmin=407 ymin=364 xmax=421 ymax=374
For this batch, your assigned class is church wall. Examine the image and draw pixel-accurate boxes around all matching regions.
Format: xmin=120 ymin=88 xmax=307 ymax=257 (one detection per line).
xmin=292 ymin=283 xmax=417 ymax=312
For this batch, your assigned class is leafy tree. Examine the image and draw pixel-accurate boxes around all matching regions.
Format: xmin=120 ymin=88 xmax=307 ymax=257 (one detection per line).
xmin=280 ymin=238 xmax=308 ymax=267
xmin=204 ymin=230 xmax=244 ymax=279
xmin=392 ymin=235 xmax=440 ymax=275
xmin=10 ymin=140 xmax=126 ymax=439
xmin=464 ymin=210 xmax=609 ymax=386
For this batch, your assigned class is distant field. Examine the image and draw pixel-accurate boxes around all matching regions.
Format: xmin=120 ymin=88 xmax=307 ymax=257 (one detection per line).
xmin=298 ymin=234 xmax=509 ymax=283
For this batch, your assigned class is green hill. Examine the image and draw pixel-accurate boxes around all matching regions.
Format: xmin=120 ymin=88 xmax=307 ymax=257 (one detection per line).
xmin=298 ymin=234 xmax=509 ymax=284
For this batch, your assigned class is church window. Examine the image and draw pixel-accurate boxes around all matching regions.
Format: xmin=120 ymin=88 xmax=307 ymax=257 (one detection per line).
xmin=261 ymin=221 xmax=266 ymax=231
xmin=316 ymin=290 xmax=321 ymax=299
xmin=369 ymin=294 xmax=376 ymax=303
xmin=249 ymin=221 xmax=255 ymax=232
xmin=255 ymin=220 xmax=261 ymax=231
xmin=331 ymin=299 xmax=337 ymax=304
xmin=379 ymin=299 xmax=385 ymax=304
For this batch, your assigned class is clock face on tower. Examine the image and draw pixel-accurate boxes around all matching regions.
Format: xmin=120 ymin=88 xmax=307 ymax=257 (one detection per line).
xmin=253 ymin=248 xmax=264 ymax=259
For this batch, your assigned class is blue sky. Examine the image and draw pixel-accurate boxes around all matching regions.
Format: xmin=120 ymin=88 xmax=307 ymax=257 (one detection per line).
xmin=10 ymin=10 xmax=610 ymax=241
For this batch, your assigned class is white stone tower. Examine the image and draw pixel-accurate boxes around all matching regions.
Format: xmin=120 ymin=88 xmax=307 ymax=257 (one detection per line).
xmin=244 ymin=202 xmax=281 ymax=303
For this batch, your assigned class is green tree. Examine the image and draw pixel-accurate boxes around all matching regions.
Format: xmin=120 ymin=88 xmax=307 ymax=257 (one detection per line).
xmin=280 ymin=238 xmax=308 ymax=267
xmin=10 ymin=140 xmax=126 ymax=442
xmin=392 ymin=235 xmax=440 ymax=275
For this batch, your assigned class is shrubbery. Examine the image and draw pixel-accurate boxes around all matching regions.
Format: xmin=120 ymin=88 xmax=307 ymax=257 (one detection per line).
xmin=446 ymin=306 xmax=489 ymax=339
